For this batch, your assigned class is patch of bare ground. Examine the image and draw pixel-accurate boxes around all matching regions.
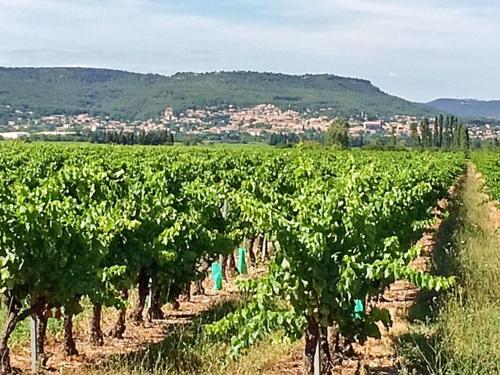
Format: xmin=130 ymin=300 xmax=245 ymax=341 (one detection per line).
xmin=267 ymin=178 xmax=464 ymax=375
xmin=469 ymin=164 xmax=500 ymax=230
xmin=487 ymin=201 xmax=500 ymax=230
xmin=8 ymin=266 xmax=267 ymax=374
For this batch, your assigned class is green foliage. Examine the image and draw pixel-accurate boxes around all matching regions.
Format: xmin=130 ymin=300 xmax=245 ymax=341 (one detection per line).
xmin=206 ymin=150 xmax=465 ymax=357
xmin=398 ymin=165 xmax=500 ymax=375
xmin=420 ymin=118 xmax=433 ymax=148
xmin=472 ymin=151 xmax=500 ymax=200
xmin=324 ymin=118 xmax=349 ymax=147
xmin=0 ymin=143 xmax=241 ymax=329
xmin=268 ymin=132 xmax=299 ymax=146
xmin=0 ymin=68 xmax=436 ymax=121
xmin=0 ymin=143 xmax=465 ymax=368
xmin=89 ymin=129 xmax=174 ymax=145
xmin=418 ymin=115 xmax=470 ymax=150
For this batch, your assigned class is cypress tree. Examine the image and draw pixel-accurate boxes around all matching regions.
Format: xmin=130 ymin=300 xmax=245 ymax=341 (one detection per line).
xmin=465 ymin=126 xmax=470 ymax=149
xmin=420 ymin=118 xmax=432 ymax=148
xmin=410 ymin=122 xmax=420 ymax=147
xmin=443 ymin=116 xmax=451 ymax=148
xmin=433 ymin=117 xmax=440 ymax=147
xmin=455 ymin=124 xmax=463 ymax=149
xmin=450 ymin=116 xmax=457 ymax=148
xmin=438 ymin=114 xmax=444 ymax=148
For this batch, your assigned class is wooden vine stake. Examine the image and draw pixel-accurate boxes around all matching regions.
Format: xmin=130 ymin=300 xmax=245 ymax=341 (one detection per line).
xmin=147 ymin=277 xmax=153 ymax=311
xmin=30 ymin=315 xmax=38 ymax=374
xmin=314 ymin=337 xmax=320 ymax=375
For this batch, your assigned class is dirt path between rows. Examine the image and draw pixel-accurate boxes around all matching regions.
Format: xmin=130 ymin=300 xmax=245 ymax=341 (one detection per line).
xmin=9 ymin=266 xmax=266 ymax=374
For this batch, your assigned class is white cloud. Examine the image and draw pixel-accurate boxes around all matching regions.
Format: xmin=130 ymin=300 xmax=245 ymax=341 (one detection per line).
xmin=0 ymin=0 xmax=499 ymax=101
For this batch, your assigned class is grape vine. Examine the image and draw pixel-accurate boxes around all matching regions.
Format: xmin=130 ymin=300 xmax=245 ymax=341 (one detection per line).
xmin=0 ymin=143 xmax=465 ymax=374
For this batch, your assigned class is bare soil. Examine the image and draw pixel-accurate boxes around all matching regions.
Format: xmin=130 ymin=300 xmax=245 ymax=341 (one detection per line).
xmin=9 ymin=267 xmax=267 ymax=374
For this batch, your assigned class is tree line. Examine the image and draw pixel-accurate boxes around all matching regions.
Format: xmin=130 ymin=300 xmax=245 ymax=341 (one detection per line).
xmin=269 ymin=132 xmax=301 ymax=146
xmin=300 ymin=115 xmax=471 ymax=150
xmin=410 ymin=115 xmax=470 ymax=150
xmin=89 ymin=129 xmax=174 ymax=145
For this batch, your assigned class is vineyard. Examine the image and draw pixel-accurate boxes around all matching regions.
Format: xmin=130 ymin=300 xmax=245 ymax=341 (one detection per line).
xmin=0 ymin=142 xmax=489 ymax=374
xmin=472 ymin=151 xmax=500 ymax=201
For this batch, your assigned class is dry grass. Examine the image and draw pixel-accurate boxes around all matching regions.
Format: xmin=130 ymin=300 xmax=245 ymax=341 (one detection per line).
xmin=88 ymin=330 xmax=300 ymax=375
xmin=0 ymin=265 xmax=299 ymax=374
xmin=398 ymin=164 xmax=500 ymax=375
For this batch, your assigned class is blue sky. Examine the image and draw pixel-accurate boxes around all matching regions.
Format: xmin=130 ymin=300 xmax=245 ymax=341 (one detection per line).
xmin=0 ymin=0 xmax=499 ymax=102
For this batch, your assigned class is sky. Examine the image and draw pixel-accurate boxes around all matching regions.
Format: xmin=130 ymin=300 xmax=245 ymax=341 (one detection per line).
xmin=0 ymin=0 xmax=499 ymax=102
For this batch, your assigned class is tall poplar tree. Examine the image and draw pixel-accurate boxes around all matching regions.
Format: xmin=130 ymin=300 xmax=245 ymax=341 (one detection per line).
xmin=410 ymin=122 xmax=421 ymax=147
xmin=433 ymin=117 xmax=440 ymax=147
xmin=420 ymin=118 xmax=432 ymax=148
xmin=438 ymin=114 xmax=444 ymax=148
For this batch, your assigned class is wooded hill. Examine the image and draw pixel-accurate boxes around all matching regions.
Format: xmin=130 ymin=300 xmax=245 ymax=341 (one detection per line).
xmin=428 ymin=98 xmax=500 ymax=120
xmin=0 ymin=67 xmax=436 ymax=120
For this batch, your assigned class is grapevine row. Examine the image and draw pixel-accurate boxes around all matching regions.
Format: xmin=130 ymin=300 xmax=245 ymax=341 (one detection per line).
xmin=472 ymin=151 xmax=500 ymax=201
xmin=0 ymin=143 xmax=465 ymax=373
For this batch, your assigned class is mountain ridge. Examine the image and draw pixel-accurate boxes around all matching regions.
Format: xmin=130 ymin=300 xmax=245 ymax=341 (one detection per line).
xmin=427 ymin=98 xmax=500 ymax=119
xmin=0 ymin=67 xmax=436 ymax=121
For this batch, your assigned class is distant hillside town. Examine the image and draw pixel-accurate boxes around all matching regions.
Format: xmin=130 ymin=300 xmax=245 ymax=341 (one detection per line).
xmin=1 ymin=103 xmax=499 ymax=145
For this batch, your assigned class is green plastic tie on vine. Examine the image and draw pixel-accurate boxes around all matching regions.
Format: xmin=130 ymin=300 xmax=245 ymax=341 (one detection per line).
xmin=211 ymin=262 xmax=223 ymax=291
xmin=354 ymin=299 xmax=364 ymax=319
xmin=237 ymin=247 xmax=248 ymax=274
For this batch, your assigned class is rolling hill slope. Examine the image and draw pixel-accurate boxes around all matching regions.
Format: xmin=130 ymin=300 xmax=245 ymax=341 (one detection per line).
xmin=428 ymin=98 xmax=500 ymax=119
xmin=0 ymin=67 xmax=436 ymax=120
